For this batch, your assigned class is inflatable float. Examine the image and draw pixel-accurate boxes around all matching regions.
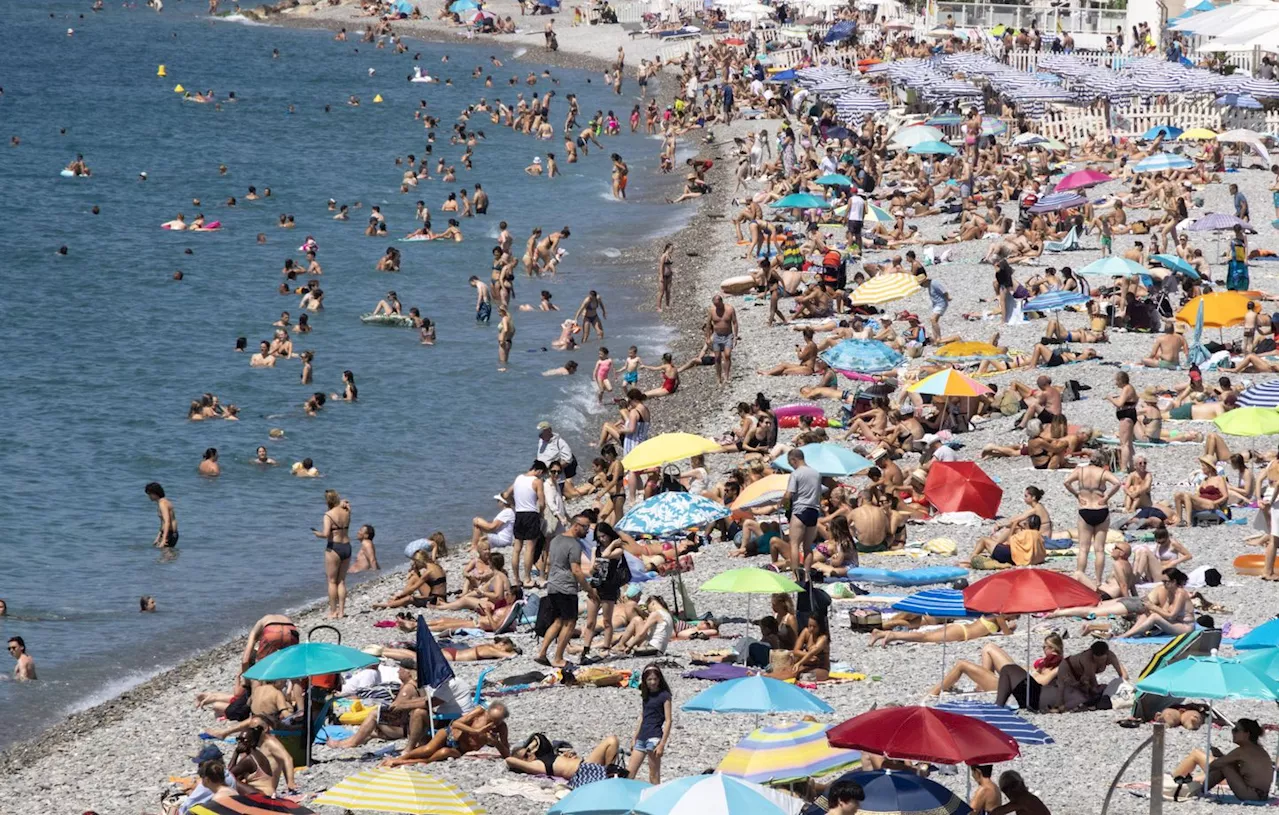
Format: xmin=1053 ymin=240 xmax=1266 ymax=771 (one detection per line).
xmin=720 ymin=275 xmax=755 ymax=295
xmin=834 ymin=565 xmax=969 ymax=587
xmin=360 ymin=313 xmax=415 ymax=327
xmin=774 ymin=403 xmax=826 ymax=419
xmin=1234 ymin=553 xmax=1278 ymax=576
xmin=59 ymin=169 xmax=84 ymax=178
xmin=398 ymin=235 xmax=433 ymax=242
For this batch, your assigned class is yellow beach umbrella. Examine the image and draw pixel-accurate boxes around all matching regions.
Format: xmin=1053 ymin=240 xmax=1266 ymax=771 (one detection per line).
xmin=1178 ymin=127 xmax=1217 ymax=141
xmin=849 ymin=273 xmax=920 ymax=306
xmin=1214 ymin=407 xmax=1280 ymax=437
xmin=1175 ymin=292 xmax=1251 ymax=328
xmin=930 ymin=341 xmax=1007 ymax=362
xmin=621 ymin=432 xmax=721 ymax=471
xmin=719 ymin=721 xmax=860 ymax=784
xmin=313 ymin=768 xmax=485 ymax=815
xmin=731 ymin=473 xmax=792 ymax=510
xmin=907 ymin=368 xmax=992 ymax=397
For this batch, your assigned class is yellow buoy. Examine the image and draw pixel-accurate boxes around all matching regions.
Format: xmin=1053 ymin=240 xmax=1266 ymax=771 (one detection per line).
xmin=373 ymin=94 xmax=383 ymax=103
xmin=173 ymin=83 xmax=185 ymax=93
xmin=157 ymin=64 xmax=167 ymax=77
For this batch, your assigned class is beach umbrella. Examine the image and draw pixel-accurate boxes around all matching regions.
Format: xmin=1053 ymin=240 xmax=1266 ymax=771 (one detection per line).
xmin=891 ymin=126 xmax=946 ymax=148
xmin=1012 ymin=132 xmax=1048 ymax=147
xmin=1240 ymin=648 xmax=1279 ymax=685
xmin=822 ymin=770 xmax=970 ymax=815
xmin=1028 ymin=192 xmax=1088 ymax=213
xmin=1078 ymin=256 xmax=1148 ymax=279
xmin=1215 ymin=94 xmax=1263 ymax=109
xmin=548 ymin=778 xmax=650 ymax=815
xmin=448 ymin=0 xmax=478 ymax=10
xmin=1134 ymin=152 xmax=1194 ymax=173
xmin=1214 ymin=407 xmax=1280 ymax=437
xmin=771 ymin=193 xmax=830 ymax=209
xmin=772 ymin=443 xmax=873 ymax=477
xmin=1142 ymin=125 xmax=1183 ymax=140
xmin=1054 ymin=169 xmax=1112 ymax=192
xmin=1235 ymin=618 xmax=1278 ymax=650
xmin=1150 ymin=253 xmax=1200 ymax=279
xmin=633 ymin=774 xmax=804 ymax=815
xmin=864 ymin=203 xmax=894 ymax=224
xmin=926 ymin=114 xmax=964 ymax=126
xmin=816 ymin=173 xmax=853 ymax=187
xmin=404 ymin=538 xmax=434 ymax=558
xmin=622 ymin=432 xmax=721 ymax=471
xmin=731 ymin=474 xmax=791 ymax=510
xmin=827 ymin=706 xmax=1019 ymax=766
xmin=617 ymin=492 xmax=730 ymax=535
xmin=190 ymin=794 xmax=315 ymax=815
xmin=1237 ymin=381 xmax=1280 ymax=409
xmin=1175 ymin=291 xmax=1251 ymax=328
xmin=929 ymin=342 xmax=1006 ymax=362
xmin=243 ymin=642 xmax=376 ymax=681
xmin=820 ymin=338 xmax=904 ymax=373
xmin=1178 ymin=127 xmax=1218 ymax=140
xmin=1022 ymin=291 xmax=1092 ymax=312
xmin=700 ymin=567 xmax=802 ymax=594
xmin=849 ymin=274 xmax=920 ymax=306
xmin=923 ymin=461 xmax=1002 ymax=519
xmin=907 ymin=368 xmax=991 ymax=398
xmin=1217 ymin=128 xmax=1268 ymax=145
xmin=981 ymin=117 xmax=1007 ymax=137
xmin=908 ymin=140 xmax=957 ymax=156
xmin=416 ymin=615 xmax=455 ymax=734
xmin=893 ymin=588 xmax=977 ymax=686
xmin=932 ymin=700 xmax=1055 ymax=745
xmin=824 ymin=125 xmax=850 ymax=139
xmin=684 ymin=675 xmax=834 ymax=715
xmin=718 ymin=721 xmax=860 ymax=784
xmin=1189 ymin=212 xmax=1255 ymax=232
xmin=1188 ymin=298 xmax=1211 ymax=369
xmin=313 ymin=768 xmax=485 ymax=815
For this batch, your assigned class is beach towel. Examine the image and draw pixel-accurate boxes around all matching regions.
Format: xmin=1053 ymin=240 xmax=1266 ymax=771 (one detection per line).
xmin=683 ymin=663 xmax=752 ymax=681
xmin=473 ymin=778 xmax=561 ymax=804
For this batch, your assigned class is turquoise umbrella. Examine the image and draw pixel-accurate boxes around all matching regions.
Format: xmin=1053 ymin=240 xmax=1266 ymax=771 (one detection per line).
xmin=683 ymin=675 xmax=834 ymax=714
xmin=772 ymin=442 xmax=873 ymax=477
xmin=1151 ymin=253 xmax=1200 ymax=280
xmin=819 ymin=338 xmax=904 ymax=373
xmin=816 ymin=173 xmax=853 ymax=187
xmin=549 ymin=778 xmax=651 ymax=815
xmin=1078 ymin=256 xmax=1147 ymax=278
xmin=908 ymin=140 xmax=957 ymax=156
xmin=1241 ymin=648 xmax=1279 ymax=685
xmin=634 ymin=775 xmax=804 ymax=815
xmin=1235 ymin=618 xmax=1278 ymax=650
xmin=771 ymin=193 xmax=830 ymax=209
xmin=1188 ymin=299 xmax=1210 ymax=368
xmin=449 ymin=0 xmax=479 ymax=11
xmin=243 ymin=642 xmax=377 ymax=681
xmin=617 ymin=491 xmax=730 ymax=536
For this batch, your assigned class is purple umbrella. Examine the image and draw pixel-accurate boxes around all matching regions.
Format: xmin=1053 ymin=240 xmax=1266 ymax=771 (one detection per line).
xmin=1029 ymin=192 xmax=1088 ymax=213
xmin=1190 ymin=213 xmax=1256 ymax=232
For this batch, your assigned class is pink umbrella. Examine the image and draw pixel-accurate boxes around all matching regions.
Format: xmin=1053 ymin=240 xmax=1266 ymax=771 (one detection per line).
xmin=1054 ymin=169 xmax=1112 ymax=192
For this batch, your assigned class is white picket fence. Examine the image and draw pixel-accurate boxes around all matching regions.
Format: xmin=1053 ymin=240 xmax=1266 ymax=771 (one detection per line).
xmin=615 ymin=0 xmax=644 ymax=23
xmin=1004 ymin=48 xmax=1128 ymax=72
xmin=1030 ymin=106 xmax=1109 ymax=145
xmin=658 ymin=39 xmax=699 ymax=62
xmin=1114 ymin=99 xmax=1223 ymax=138
xmin=767 ymin=45 xmax=805 ymax=69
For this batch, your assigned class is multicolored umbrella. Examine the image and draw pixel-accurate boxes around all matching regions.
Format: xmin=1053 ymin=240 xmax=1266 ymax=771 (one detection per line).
xmin=1175 ymin=292 xmax=1252 ymax=327
xmin=926 ymin=114 xmax=964 ymax=126
xmin=981 ymin=116 xmax=1007 ymax=137
xmin=907 ymin=368 xmax=991 ymax=397
xmin=313 ymin=768 xmax=486 ymax=815
xmin=1028 ymin=191 xmax=1088 ymax=213
xmin=549 ymin=778 xmax=650 ymax=815
xmin=634 ymin=775 xmax=804 ymax=815
xmin=1234 ymin=617 xmax=1278 ymax=650
xmin=863 ymin=203 xmax=894 ymax=224
xmin=1134 ymin=152 xmax=1194 ymax=173
xmin=1022 ymin=291 xmax=1092 ymax=312
xmin=684 ymin=675 xmax=834 ymax=715
xmin=1213 ymin=407 xmax=1280 ymax=437
xmin=849 ymin=274 xmax=921 ymax=306
xmin=730 ymin=474 xmax=791 ymax=510
xmin=772 ymin=442 xmax=873 ymax=477
xmin=1237 ymin=381 xmax=1280 ymax=409
xmin=924 ymin=461 xmax=1002 ymax=519
xmin=190 ymin=795 xmax=315 ymax=815
xmin=622 ymin=432 xmax=722 ymax=471
xmin=820 ymin=338 xmax=905 ymax=373
xmin=771 ymin=193 xmax=830 ymax=209
xmin=932 ymin=700 xmax=1055 ymax=745
xmin=718 ymin=721 xmax=860 ymax=784
xmin=617 ymin=492 xmax=730 ymax=535
xmin=1078 ymin=256 xmax=1147 ymax=278
xmin=821 ymin=771 xmax=970 ymax=815
xmin=1055 ymin=169 xmax=1112 ymax=191
xmin=700 ymin=567 xmax=802 ymax=594
xmin=827 ymin=706 xmax=1019 ymax=765
xmin=929 ymin=342 xmax=1006 ymax=362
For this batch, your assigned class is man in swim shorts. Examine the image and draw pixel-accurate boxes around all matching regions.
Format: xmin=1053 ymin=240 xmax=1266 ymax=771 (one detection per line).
xmin=707 ymin=295 xmax=739 ymax=385
xmin=782 ymin=449 xmax=822 ymax=574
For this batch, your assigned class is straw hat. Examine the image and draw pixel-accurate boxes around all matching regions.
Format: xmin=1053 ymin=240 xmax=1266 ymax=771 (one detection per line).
xmin=1198 ymin=454 xmax=1218 ymax=470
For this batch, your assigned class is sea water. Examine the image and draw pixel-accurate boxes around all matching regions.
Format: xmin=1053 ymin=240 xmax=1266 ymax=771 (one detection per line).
xmin=0 ymin=1 xmax=682 ymax=745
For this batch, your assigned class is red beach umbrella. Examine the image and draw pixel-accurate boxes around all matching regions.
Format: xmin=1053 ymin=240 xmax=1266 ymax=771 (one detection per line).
xmin=962 ymin=568 xmax=1100 ymax=614
xmin=827 ymin=705 xmax=1019 ymax=765
xmin=1054 ymin=169 xmax=1112 ymax=192
xmin=923 ymin=461 xmax=1002 ymax=519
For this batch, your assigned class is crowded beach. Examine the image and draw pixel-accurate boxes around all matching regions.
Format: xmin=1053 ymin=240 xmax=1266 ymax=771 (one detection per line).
xmin=3 ymin=0 xmax=1280 ymax=814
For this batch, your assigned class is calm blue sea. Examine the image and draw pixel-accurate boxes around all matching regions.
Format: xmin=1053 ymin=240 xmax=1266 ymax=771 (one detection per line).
xmin=0 ymin=0 xmax=686 ymax=746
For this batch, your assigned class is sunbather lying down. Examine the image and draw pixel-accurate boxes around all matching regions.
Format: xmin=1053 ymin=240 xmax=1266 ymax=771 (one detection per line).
xmin=376 ymin=637 xmax=521 ymax=664
xmin=505 ymin=732 xmax=623 ymax=789
xmin=380 ymin=704 xmax=511 ymax=768
xmin=868 ymin=614 xmax=1015 ymax=646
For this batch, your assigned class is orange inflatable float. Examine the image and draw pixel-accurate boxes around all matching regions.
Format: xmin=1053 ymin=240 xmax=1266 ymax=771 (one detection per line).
xmin=1234 ymin=553 xmax=1278 ymax=576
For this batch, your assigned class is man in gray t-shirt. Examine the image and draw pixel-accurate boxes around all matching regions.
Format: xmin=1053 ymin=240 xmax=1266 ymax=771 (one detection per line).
xmin=783 ymin=448 xmax=823 ymax=574
xmin=535 ymin=514 xmax=590 ymax=668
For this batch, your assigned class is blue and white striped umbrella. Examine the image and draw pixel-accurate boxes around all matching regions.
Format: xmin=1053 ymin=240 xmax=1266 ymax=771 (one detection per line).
xmin=1022 ymin=290 xmax=1093 ymax=312
xmin=933 ymin=700 xmax=1056 ymax=745
xmin=820 ymin=338 xmax=904 ymax=373
xmin=617 ymin=492 xmax=730 ymax=535
xmin=1238 ymin=381 xmax=1280 ymax=409
xmin=1134 ymin=152 xmax=1194 ymax=173
xmin=1214 ymin=93 xmax=1263 ymax=109
xmin=1028 ymin=192 xmax=1088 ymax=213
xmin=1238 ymin=77 xmax=1279 ymax=100
xmin=890 ymin=588 xmax=977 ymax=618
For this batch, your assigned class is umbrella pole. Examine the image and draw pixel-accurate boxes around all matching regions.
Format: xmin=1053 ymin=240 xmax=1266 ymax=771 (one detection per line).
xmin=1202 ymin=703 xmax=1212 ymax=798
xmin=1026 ymin=615 xmax=1032 ymax=710
xmin=304 ymin=681 xmax=313 ymax=767
xmin=428 ymin=691 xmax=437 ymax=738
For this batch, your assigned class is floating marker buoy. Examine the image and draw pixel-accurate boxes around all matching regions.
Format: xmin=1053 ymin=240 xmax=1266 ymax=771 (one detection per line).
xmin=173 ymin=83 xmax=185 ymax=92
xmin=158 ymin=64 xmax=167 ymax=77
xmin=373 ymin=94 xmax=383 ymax=103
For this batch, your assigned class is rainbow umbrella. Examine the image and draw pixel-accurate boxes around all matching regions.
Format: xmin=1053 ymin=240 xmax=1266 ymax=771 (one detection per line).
xmin=1055 ymin=169 xmax=1112 ymax=191
xmin=1214 ymin=407 xmax=1280 ymax=437
xmin=718 ymin=721 xmax=860 ymax=784
xmin=907 ymin=368 xmax=991 ymax=397
xmin=929 ymin=341 xmax=1007 ymax=362
xmin=849 ymin=273 xmax=920 ymax=305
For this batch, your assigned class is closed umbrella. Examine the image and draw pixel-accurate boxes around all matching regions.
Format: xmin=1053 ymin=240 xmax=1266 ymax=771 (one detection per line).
xmin=313 ymin=768 xmax=486 ymax=815
xmin=932 ymin=700 xmax=1055 ymax=745
xmin=548 ymin=778 xmax=650 ymax=815
xmin=907 ymin=368 xmax=991 ymax=398
xmin=416 ymin=615 xmax=455 ymax=736
xmin=772 ymin=443 xmax=873 ymax=477
xmin=849 ymin=274 xmax=921 ymax=306
xmin=618 ymin=492 xmax=730 ymax=535
xmin=1054 ymin=169 xmax=1112 ymax=191
xmin=1078 ymin=256 xmax=1147 ymax=278
xmin=827 ymin=706 xmax=1019 ymax=766
xmin=1214 ymin=407 xmax=1280 ymax=437
xmin=633 ymin=774 xmax=804 ymax=815
xmin=820 ymin=770 xmax=970 ymax=815
xmin=1237 ymin=382 xmax=1280 ymax=409
xmin=684 ymin=675 xmax=834 ymax=715
xmin=718 ymin=721 xmax=860 ymax=784
xmin=771 ymin=193 xmax=830 ymax=209
xmin=923 ymin=461 xmax=1001 ymax=519
xmin=1022 ymin=291 xmax=1092 ymax=312
xmin=820 ymin=339 xmax=905 ymax=373
xmin=622 ymin=432 xmax=721 ymax=471
xmin=1234 ymin=617 xmax=1279 ymax=650
xmin=1175 ymin=292 xmax=1252 ymax=328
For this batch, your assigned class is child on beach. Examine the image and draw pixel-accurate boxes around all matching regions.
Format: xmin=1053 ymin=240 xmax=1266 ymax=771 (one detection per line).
xmin=621 ymin=346 xmax=642 ymax=391
xmin=626 ymin=664 xmax=673 ymax=783
xmin=594 ymin=347 xmax=614 ymax=403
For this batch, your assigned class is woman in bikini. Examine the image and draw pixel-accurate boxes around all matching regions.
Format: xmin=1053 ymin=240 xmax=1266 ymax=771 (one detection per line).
xmin=373 ymin=550 xmax=447 ymax=609
xmin=868 ymin=614 xmax=1015 ymax=646
xmin=929 ymin=632 xmax=1064 ymax=697
xmin=435 ymin=553 xmax=512 ymax=614
xmin=312 ymin=490 xmax=352 ymax=619
xmin=1115 ymin=568 xmax=1195 ymax=639
xmin=1108 ymin=371 xmax=1138 ymax=472
xmin=768 ymin=613 xmax=832 ymax=681
xmin=1170 ymin=455 xmax=1229 ymax=526
xmin=505 ymin=732 xmax=621 ymax=789
xmin=1063 ymin=450 xmax=1123 ymax=585
xmin=642 ymin=353 xmax=680 ymax=398
xmin=381 ymin=704 xmax=511 ymax=769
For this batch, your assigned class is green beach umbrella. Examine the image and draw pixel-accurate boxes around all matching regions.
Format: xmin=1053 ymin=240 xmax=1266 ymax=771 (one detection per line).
xmin=1214 ymin=407 xmax=1280 ymax=437
xmin=863 ymin=204 xmax=893 ymax=224
xmin=701 ymin=568 xmax=802 ymax=594
xmin=771 ymin=193 xmax=830 ymax=209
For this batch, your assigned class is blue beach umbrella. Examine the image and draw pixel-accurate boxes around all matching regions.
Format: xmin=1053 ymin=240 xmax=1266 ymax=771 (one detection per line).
xmin=1235 ymin=618 xmax=1279 ymax=649
xmin=1022 ymin=290 xmax=1092 ymax=312
xmin=683 ymin=675 xmax=834 ymax=715
xmin=770 ymin=69 xmax=798 ymax=82
xmin=933 ymin=700 xmax=1055 ymax=745
xmin=1135 ymin=654 xmax=1278 ymax=701
xmin=1134 ymin=152 xmax=1194 ymax=173
xmin=891 ymin=588 xmax=977 ymax=618
xmin=243 ymin=642 xmax=376 ymax=681
xmin=1188 ymin=299 xmax=1210 ymax=368
xmin=1150 ymin=253 xmax=1200 ymax=279
xmin=908 ymin=140 xmax=957 ymax=156
xmin=1141 ymin=125 xmax=1183 ymax=141
xmin=771 ymin=193 xmax=830 ymax=209
xmin=634 ymin=775 xmax=804 ymax=815
xmin=1214 ymin=94 xmax=1263 ymax=109
xmin=827 ymin=770 xmax=972 ymax=814
xmin=617 ymin=492 xmax=730 ymax=535
xmin=1028 ymin=191 xmax=1088 ymax=213
xmin=926 ymin=114 xmax=964 ymax=126
xmin=816 ymin=173 xmax=853 ymax=187
xmin=1078 ymin=256 xmax=1148 ymax=278
xmin=549 ymin=778 xmax=651 ymax=815
xmin=819 ymin=338 xmax=904 ymax=373
xmin=1240 ymin=648 xmax=1278 ymax=685
xmin=449 ymin=0 xmax=478 ymax=11
xmin=772 ymin=443 xmax=873 ymax=477
xmin=1237 ymin=381 xmax=1279 ymax=409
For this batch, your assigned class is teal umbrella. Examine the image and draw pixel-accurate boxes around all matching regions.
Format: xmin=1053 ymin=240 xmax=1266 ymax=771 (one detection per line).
xmin=908 ymin=140 xmax=957 ymax=156
xmin=683 ymin=675 xmax=833 ymax=714
xmin=243 ymin=642 xmax=377 ymax=680
xmin=1235 ymin=618 xmax=1278 ymax=650
xmin=1151 ymin=253 xmax=1200 ymax=280
xmin=550 ymin=778 xmax=651 ymax=815
xmin=771 ymin=193 xmax=830 ymax=209
xmin=1188 ymin=299 xmax=1210 ymax=368
xmin=1240 ymin=648 xmax=1278 ymax=685
xmin=1078 ymin=256 xmax=1147 ymax=278
xmin=772 ymin=442 xmax=873 ymax=477
xmin=816 ymin=173 xmax=853 ymax=187
xmin=449 ymin=0 xmax=479 ymax=11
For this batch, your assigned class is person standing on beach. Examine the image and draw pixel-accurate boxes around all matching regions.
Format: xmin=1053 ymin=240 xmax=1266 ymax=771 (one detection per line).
xmin=8 ymin=637 xmax=36 ymax=681
xmin=657 ymin=243 xmax=674 ymax=312
xmin=708 ymin=295 xmax=739 ymax=385
xmin=313 ymin=489 xmax=351 ymax=619
xmin=504 ymin=461 xmax=547 ymax=589
xmin=534 ymin=513 xmax=590 ymax=668
xmin=782 ymin=449 xmax=822 ymax=574
xmin=146 ymin=482 xmax=178 ymax=548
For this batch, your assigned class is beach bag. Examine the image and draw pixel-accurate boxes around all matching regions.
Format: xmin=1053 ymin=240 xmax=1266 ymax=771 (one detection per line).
xmin=997 ymin=389 xmax=1021 ymax=416
xmin=769 ymin=649 xmax=796 ymax=674
xmin=848 ymin=609 xmax=882 ymax=631
xmin=533 ymin=593 xmax=556 ymax=638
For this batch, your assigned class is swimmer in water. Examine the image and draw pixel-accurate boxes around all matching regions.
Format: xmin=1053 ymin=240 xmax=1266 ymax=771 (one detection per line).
xmin=497 ymin=306 xmax=514 ymax=371
xmin=255 ymin=446 xmax=277 ymax=466
xmin=146 ymin=481 xmax=178 ymax=548
xmin=163 ymin=213 xmax=188 ymax=231
xmin=250 ymin=341 xmax=276 ymax=368
xmin=544 ymin=360 xmax=579 ymax=376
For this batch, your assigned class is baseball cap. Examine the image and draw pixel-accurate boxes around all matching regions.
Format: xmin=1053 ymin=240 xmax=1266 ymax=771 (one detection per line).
xmin=192 ymin=745 xmax=222 ymax=764
xmin=536 ymin=421 xmax=552 ymax=431
xmin=494 ymin=494 xmax=510 ymax=505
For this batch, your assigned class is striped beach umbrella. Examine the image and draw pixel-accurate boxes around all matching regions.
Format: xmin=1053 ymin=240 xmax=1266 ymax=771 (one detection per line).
xmin=1022 ymin=290 xmax=1092 ymax=312
xmin=1029 ymin=191 xmax=1088 ymax=213
xmin=932 ymin=700 xmax=1056 ymax=745
xmin=891 ymin=588 xmax=976 ymax=618
xmin=1134 ymin=152 xmax=1194 ymax=173
xmin=1190 ymin=212 xmax=1255 ymax=232
xmin=190 ymin=795 xmax=315 ymax=815
xmin=313 ymin=768 xmax=486 ymax=815
xmin=849 ymin=273 xmax=920 ymax=305
xmin=908 ymin=368 xmax=991 ymax=397
xmin=864 ymin=203 xmax=894 ymax=224
xmin=1237 ymin=381 xmax=1279 ymax=409
xmin=718 ymin=721 xmax=861 ymax=784
xmin=820 ymin=338 xmax=904 ymax=373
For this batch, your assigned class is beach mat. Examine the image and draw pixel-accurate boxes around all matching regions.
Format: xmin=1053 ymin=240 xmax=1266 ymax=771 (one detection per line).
xmin=683 ymin=663 xmax=752 ymax=682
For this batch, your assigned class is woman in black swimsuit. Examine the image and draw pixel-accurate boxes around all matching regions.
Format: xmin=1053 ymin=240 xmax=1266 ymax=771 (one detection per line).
xmin=312 ymin=489 xmax=352 ymax=619
xmin=1107 ymin=371 xmax=1138 ymax=471
xmin=1063 ymin=450 xmax=1123 ymax=585
xmin=373 ymin=550 xmax=448 ymax=609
